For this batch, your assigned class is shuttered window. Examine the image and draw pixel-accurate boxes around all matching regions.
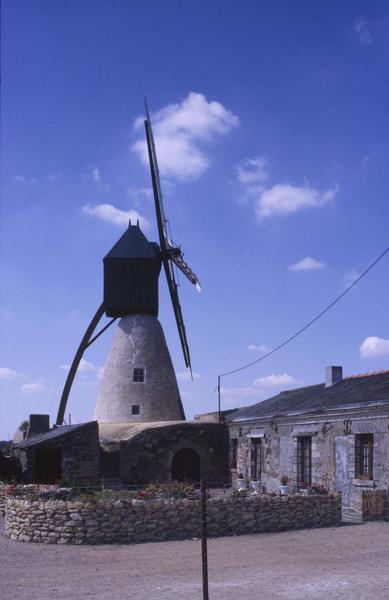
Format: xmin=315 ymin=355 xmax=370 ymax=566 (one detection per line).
xmin=355 ymin=434 xmax=373 ymax=480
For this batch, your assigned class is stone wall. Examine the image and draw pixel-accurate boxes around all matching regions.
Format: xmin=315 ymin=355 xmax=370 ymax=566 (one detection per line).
xmin=362 ymin=489 xmax=389 ymax=521
xmin=5 ymin=493 xmax=341 ymax=544
xmin=0 ymin=484 xmax=6 ymax=517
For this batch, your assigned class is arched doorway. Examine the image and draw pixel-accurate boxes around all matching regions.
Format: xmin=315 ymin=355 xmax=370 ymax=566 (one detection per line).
xmin=171 ymin=448 xmax=200 ymax=483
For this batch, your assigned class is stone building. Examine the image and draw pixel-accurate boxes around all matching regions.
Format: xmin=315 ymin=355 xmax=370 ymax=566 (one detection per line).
xmin=226 ymin=367 xmax=389 ymax=510
xmin=11 ymin=415 xmax=229 ymax=486
xmin=12 ymin=421 xmax=100 ymax=484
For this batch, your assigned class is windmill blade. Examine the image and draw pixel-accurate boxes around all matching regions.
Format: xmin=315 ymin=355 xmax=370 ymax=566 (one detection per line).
xmin=144 ymin=100 xmax=197 ymax=371
xmin=144 ymin=104 xmax=169 ymax=253
xmin=168 ymin=246 xmax=201 ymax=291
xmin=162 ymin=257 xmax=192 ymax=372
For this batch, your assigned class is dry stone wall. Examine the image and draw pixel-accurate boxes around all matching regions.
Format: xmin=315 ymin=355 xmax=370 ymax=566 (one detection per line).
xmin=5 ymin=493 xmax=341 ymax=544
xmin=0 ymin=484 xmax=6 ymax=516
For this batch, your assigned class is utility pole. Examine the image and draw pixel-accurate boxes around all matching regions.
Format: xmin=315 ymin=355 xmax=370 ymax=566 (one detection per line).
xmin=200 ymin=481 xmax=209 ymax=600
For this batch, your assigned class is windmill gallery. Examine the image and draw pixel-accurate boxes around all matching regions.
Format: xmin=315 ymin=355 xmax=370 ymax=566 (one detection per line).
xmin=8 ymin=107 xmax=230 ymax=487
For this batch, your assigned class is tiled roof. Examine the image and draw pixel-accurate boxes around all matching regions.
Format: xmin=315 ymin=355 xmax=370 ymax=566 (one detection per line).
xmin=13 ymin=422 xmax=96 ymax=448
xmin=228 ymin=370 xmax=389 ymax=421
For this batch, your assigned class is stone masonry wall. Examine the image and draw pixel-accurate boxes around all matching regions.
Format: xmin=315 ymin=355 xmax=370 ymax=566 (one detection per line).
xmin=0 ymin=484 xmax=6 ymax=517
xmin=5 ymin=493 xmax=341 ymax=544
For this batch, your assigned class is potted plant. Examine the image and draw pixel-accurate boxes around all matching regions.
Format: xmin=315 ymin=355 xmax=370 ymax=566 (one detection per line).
xmin=236 ymin=473 xmax=246 ymax=491
xmin=279 ymin=475 xmax=289 ymax=495
xmin=250 ymin=480 xmax=261 ymax=494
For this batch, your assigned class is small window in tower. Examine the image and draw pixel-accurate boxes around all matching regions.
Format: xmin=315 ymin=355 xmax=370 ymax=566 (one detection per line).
xmin=133 ymin=368 xmax=145 ymax=383
xmin=131 ymin=405 xmax=140 ymax=416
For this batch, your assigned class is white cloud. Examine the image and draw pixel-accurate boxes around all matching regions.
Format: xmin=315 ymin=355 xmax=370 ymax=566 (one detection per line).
xmin=219 ymin=373 xmax=301 ymax=408
xmin=47 ymin=173 xmax=62 ymax=182
xmin=288 ymin=257 xmax=327 ymax=272
xmin=247 ymin=344 xmax=271 ymax=354
xmin=343 ymin=270 xmax=361 ymax=288
xmin=20 ymin=381 xmax=46 ymax=393
xmin=126 ymin=187 xmax=153 ymax=203
xmin=0 ymin=367 xmax=20 ymax=380
xmin=254 ymin=373 xmax=300 ymax=388
xmin=354 ymin=17 xmax=373 ymax=47
xmin=61 ymin=358 xmax=104 ymax=379
xmin=176 ymin=370 xmax=200 ymax=381
xmin=84 ymin=164 xmax=101 ymax=182
xmin=360 ymin=336 xmax=389 ymax=358
xmin=256 ymin=183 xmax=337 ymax=220
xmin=13 ymin=175 xmax=37 ymax=184
xmin=132 ymin=92 xmax=239 ymax=180
xmin=82 ymin=203 xmax=149 ymax=229
xmin=235 ymin=157 xmax=269 ymax=187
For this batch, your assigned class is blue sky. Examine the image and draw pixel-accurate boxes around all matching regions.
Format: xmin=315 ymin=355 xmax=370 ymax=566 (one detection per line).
xmin=1 ymin=0 xmax=388 ymax=439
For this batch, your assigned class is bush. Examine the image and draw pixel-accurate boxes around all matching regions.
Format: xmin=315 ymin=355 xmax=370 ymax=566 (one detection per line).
xmin=308 ymin=483 xmax=328 ymax=495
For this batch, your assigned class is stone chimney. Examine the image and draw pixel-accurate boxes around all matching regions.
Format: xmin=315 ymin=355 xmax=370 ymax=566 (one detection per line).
xmin=325 ymin=366 xmax=343 ymax=387
xmin=26 ymin=414 xmax=50 ymax=438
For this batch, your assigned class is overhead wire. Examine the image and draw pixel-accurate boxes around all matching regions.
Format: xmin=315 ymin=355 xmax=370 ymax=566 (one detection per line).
xmin=218 ymin=244 xmax=389 ymax=380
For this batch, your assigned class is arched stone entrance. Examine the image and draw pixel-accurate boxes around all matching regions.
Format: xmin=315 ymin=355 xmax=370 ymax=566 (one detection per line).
xmin=171 ymin=448 xmax=200 ymax=483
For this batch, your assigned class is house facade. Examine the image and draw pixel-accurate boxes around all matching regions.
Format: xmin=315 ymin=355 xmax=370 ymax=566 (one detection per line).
xmin=227 ymin=367 xmax=389 ymax=510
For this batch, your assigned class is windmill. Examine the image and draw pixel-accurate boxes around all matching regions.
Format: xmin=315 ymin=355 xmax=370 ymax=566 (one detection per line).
xmin=56 ymin=103 xmax=200 ymax=426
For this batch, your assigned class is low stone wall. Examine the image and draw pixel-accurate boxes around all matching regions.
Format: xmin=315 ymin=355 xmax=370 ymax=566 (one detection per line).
xmin=5 ymin=493 xmax=341 ymax=544
xmin=0 ymin=484 xmax=6 ymax=517
xmin=362 ymin=489 xmax=389 ymax=521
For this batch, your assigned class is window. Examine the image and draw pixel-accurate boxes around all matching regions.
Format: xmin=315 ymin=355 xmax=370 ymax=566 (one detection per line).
xmin=230 ymin=439 xmax=238 ymax=469
xmin=131 ymin=405 xmax=140 ymax=416
xmin=250 ymin=438 xmax=261 ymax=481
xmin=355 ymin=434 xmax=373 ymax=480
xmin=133 ymin=368 xmax=145 ymax=383
xmin=297 ymin=436 xmax=311 ymax=487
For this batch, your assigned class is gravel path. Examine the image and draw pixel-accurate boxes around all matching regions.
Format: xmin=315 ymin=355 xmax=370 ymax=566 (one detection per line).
xmin=1 ymin=518 xmax=389 ymax=599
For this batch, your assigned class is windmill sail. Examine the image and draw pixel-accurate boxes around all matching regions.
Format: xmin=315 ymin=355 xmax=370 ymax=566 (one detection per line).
xmin=144 ymin=104 xmax=198 ymax=373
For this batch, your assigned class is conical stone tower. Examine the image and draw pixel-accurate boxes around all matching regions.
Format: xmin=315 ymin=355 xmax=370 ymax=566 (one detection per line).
xmin=94 ymin=314 xmax=184 ymax=423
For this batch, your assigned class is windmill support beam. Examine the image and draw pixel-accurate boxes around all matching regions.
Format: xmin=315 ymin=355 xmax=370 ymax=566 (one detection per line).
xmin=56 ymin=303 xmax=105 ymax=426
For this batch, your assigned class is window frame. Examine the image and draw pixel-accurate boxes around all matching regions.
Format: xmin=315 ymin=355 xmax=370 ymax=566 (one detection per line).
xmin=250 ymin=438 xmax=262 ymax=481
xmin=131 ymin=404 xmax=140 ymax=416
xmin=296 ymin=436 xmax=312 ymax=488
xmin=230 ymin=439 xmax=238 ymax=470
xmin=133 ymin=368 xmax=146 ymax=383
xmin=355 ymin=433 xmax=374 ymax=480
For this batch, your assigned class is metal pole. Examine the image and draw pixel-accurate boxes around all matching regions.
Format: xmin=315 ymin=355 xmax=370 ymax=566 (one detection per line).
xmin=217 ymin=375 xmax=221 ymax=425
xmin=200 ymin=481 xmax=209 ymax=600
xmin=217 ymin=375 xmax=221 ymax=449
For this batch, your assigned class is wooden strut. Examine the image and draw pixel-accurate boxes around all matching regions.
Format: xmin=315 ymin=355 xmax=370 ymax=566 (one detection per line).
xmin=56 ymin=303 xmax=105 ymax=426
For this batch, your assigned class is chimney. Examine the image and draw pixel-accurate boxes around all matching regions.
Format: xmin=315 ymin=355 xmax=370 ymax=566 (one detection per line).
xmin=26 ymin=414 xmax=50 ymax=438
xmin=325 ymin=366 xmax=343 ymax=387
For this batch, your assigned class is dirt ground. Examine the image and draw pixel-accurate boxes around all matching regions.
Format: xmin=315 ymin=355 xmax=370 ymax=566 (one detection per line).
xmin=1 ymin=518 xmax=389 ymax=600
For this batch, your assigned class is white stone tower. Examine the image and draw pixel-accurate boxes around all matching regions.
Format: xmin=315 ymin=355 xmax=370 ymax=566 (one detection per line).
xmin=94 ymin=314 xmax=184 ymax=423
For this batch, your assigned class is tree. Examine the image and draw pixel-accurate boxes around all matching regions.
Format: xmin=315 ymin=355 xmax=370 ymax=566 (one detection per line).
xmin=19 ymin=420 xmax=29 ymax=433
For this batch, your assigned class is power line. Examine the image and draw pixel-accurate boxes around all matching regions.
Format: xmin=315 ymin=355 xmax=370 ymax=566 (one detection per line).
xmin=218 ymin=245 xmax=389 ymax=380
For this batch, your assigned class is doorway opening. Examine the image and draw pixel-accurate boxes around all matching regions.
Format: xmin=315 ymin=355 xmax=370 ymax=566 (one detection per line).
xmin=35 ymin=447 xmax=62 ymax=483
xmin=171 ymin=448 xmax=200 ymax=483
